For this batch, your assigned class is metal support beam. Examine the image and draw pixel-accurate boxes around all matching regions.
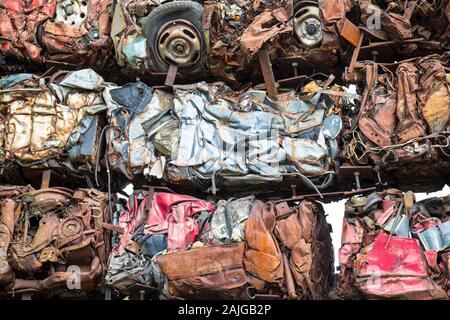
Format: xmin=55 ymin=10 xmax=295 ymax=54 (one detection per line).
xmin=164 ymin=64 xmax=178 ymax=87
xmin=41 ymin=170 xmax=51 ymax=189
xmin=258 ymin=49 xmax=278 ymax=99
xmin=353 ymin=171 xmax=361 ymax=190
xmin=348 ymin=31 xmax=364 ymax=75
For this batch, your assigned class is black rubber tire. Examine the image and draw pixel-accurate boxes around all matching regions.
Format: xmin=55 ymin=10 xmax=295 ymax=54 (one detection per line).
xmin=294 ymin=0 xmax=319 ymax=6
xmin=142 ymin=1 xmax=206 ymax=76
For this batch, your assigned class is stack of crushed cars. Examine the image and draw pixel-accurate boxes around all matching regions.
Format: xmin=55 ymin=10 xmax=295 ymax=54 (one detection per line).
xmin=105 ymin=189 xmax=334 ymax=300
xmin=338 ymin=189 xmax=450 ymax=299
xmin=0 ymin=0 xmax=449 ymax=301
xmin=0 ymin=185 xmax=111 ymax=299
xmin=0 ymin=67 xmax=349 ymax=194
xmin=0 ymin=68 xmax=341 ymax=299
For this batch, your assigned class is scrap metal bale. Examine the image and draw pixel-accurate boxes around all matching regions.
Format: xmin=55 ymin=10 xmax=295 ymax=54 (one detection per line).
xmin=0 ymin=185 xmax=111 ymax=298
xmin=340 ymin=54 xmax=450 ymax=191
xmin=0 ymin=0 xmax=113 ymax=70
xmin=105 ymin=190 xmax=334 ymax=300
xmin=0 ymin=70 xmax=110 ymax=188
xmin=338 ymin=189 xmax=450 ymax=299
xmin=104 ymin=79 xmax=349 ymax=196
xmin=0 ymin=199 xmax=17 ymax=289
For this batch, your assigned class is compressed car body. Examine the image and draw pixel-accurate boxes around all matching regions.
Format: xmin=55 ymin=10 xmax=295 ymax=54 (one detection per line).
xmin=0 ymin=69 xmax=109 ymax=188
xmin=338 ymin=189 xmax=450 ymax=299
xmin=111 ymin=0 xmax=293 ymax=85
xmin=0 ymin=185 xmax=111 ymax=298
xmin=0 ymin=0 xmax=113 ymax=71
xmin=105 ymin=189 xmax=334 ymax=300
xmin=286 ymin=0 xmax=450 ymax=80
xmin=341 ymin=54 xmax=450 ymax=191
xmin=104 ymin=79 xmax=351 ymax=195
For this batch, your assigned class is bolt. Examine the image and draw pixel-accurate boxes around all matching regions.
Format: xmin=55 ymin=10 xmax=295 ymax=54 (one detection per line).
xmin=372 ymin=51 xmax=379 ymax=62
xmin=292 ymin=62 xmax=299 ymax=77
xmin=353 ymin=171 xmax=361 ymax=190
xmin=291 ymin=185 xmax=297 ymax=197
xmin=64 ymin=4 xmax=74 ymax=16
xmin=306 ymin=23 xmax=317 ymax=36
xmin=176 ymin=44 xmax=185 ymax=53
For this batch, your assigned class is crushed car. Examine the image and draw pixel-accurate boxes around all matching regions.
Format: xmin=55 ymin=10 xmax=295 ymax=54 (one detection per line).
xmin=338 ymin=189 xmax=450 ymax=299
xmin=340 ymin=54 xmax=450 ymax=192
xmin=0 ymin=184 xmax=112 ymax=299
xmin=0 ymin=0 xmax=113 ymax=71
xmin=103 ymin=78 xmax=353 ymax=196
xmin=278 ymin=0 xmax=450 ymax=83
xmin=0 ymin=69 xmax=111 ymax=189
xmin=111 ymin=0 xmax=294 ymax=85
xmin=105 ymin=188 xmax=334 ymax=300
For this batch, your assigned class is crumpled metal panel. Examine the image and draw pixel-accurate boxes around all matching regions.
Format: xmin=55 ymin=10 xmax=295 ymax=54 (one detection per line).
xmin=417 ymin=221 xmax=450 ymax=251
xmin=143 ymin=192 xmax=216 ymax=250
xmin=0 ymin=0 xmax=113 ymax=69
xmin=358 ymin=0 xmax=449 ymax=51
xmin=112 ymin=190 xmax=215 ymax=254
xmin=201 ymin=196 xmax=254 ymax=245
xmin=105 ymin=80 xmax=343 ymax=193
xmin=354 ymin=232 xmax=447 ymax=300
xmin=104 ymin=82 xmax=171 ymax=179
xmin=0 ymin=186 xmax=110 ymax=298
xmin=207 ymin=0 xmax=293 ymax=82
xmin=106 ymin=191 xmax=334 ymax=300
xmin=243 ymin=200 xmax=284 ymax=286
xmin=338 ymin=190 xmax=450 ymax=299
xmin=105 ymin=250 xmax=149 ymax=295
xmin=157 ymin=242 xmax=248 ymax=299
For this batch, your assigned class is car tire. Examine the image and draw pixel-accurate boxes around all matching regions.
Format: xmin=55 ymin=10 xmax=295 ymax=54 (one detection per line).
xmin=142 ymin=1 xmax=206 ymax=76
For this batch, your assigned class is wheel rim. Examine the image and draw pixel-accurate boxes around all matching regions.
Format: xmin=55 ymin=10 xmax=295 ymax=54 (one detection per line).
xmin=156 ymin=19 xmax=202 ymax=68
xmin=54 ymin=0 xmax=88 ymax=28
xmin=294 ymin=2 xmax=323 ymax=48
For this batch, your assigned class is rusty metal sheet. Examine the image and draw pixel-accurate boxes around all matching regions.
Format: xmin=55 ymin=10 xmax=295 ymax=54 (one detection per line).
xmin=340 ymin=18 xmax=361 ymax=47
xmin=157 ymin=242 xmax=247 ymax=299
